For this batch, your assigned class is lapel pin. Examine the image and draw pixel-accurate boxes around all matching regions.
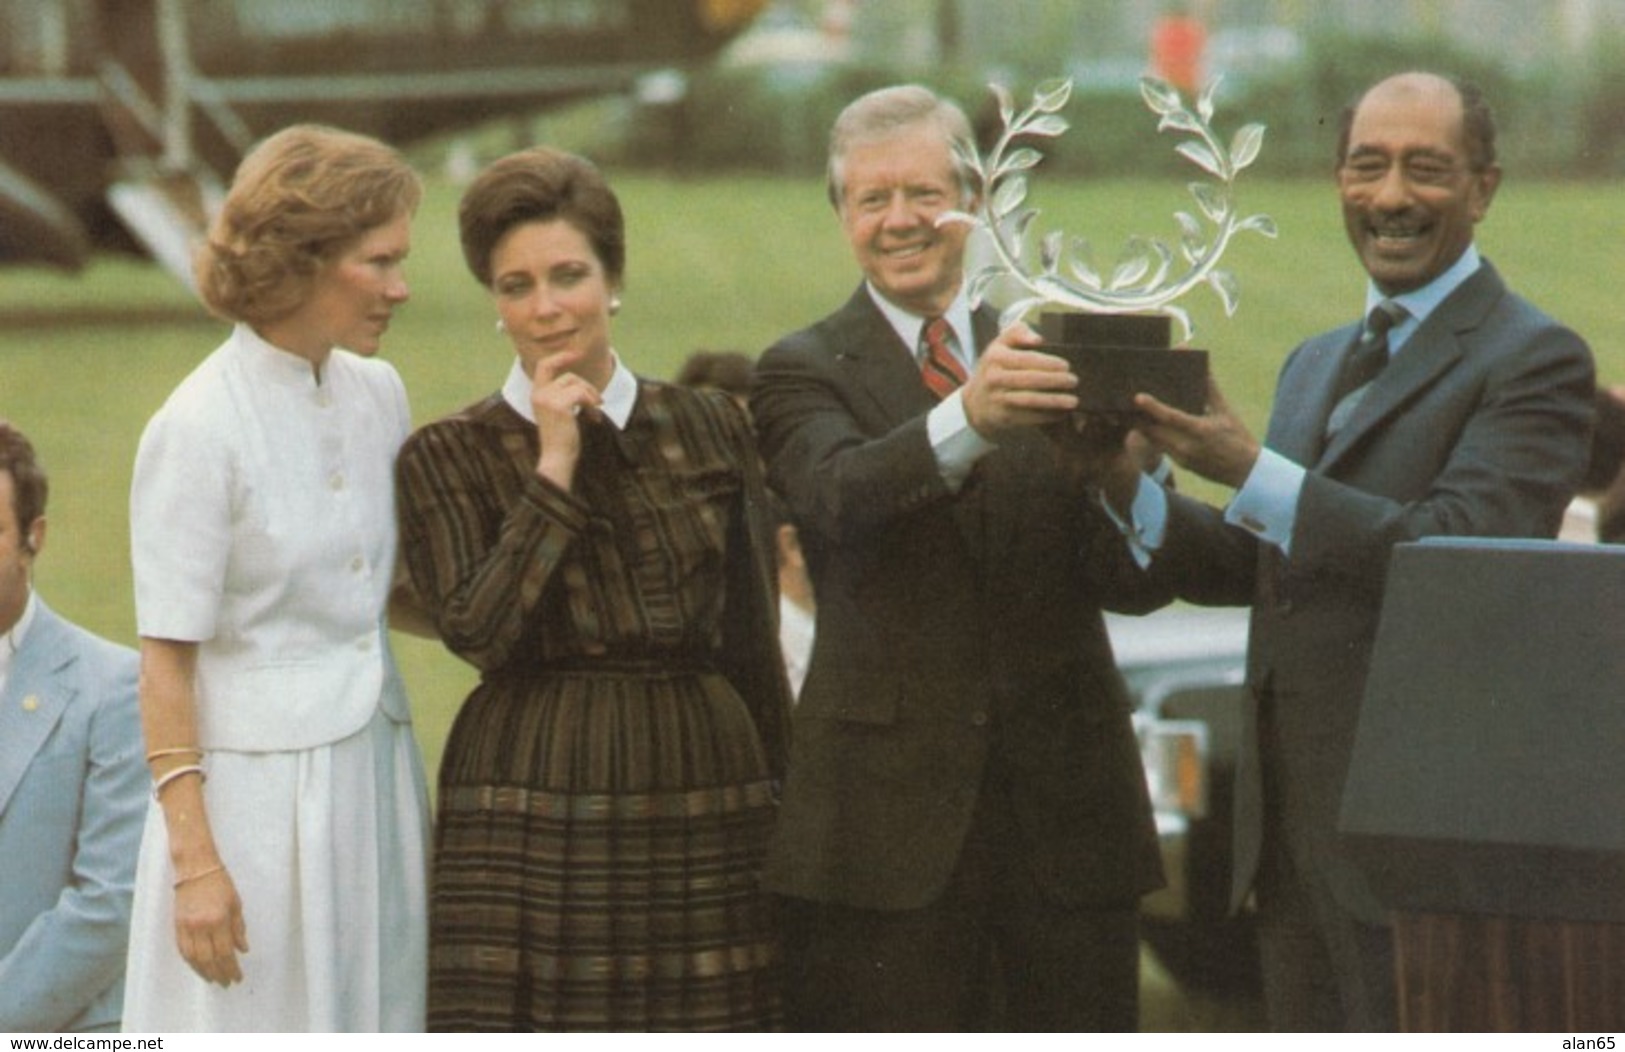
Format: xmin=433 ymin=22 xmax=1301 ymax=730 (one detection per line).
xmin=22 ymin=694 xmax=39 ymax=712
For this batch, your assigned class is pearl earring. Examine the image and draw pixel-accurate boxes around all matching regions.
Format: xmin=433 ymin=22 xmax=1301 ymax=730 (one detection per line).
xmin=495 ymin=318 xmax=506 ymax=333
xmin=609 ymin=295 xmax=623 ymax=315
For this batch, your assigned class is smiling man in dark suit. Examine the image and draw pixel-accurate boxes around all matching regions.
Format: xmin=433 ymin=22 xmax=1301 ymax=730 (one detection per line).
xmin=750 ymin=84 xmax=1176 ymax=1032
xmin=1136 ymin=72 xmax=1595 ymax=1030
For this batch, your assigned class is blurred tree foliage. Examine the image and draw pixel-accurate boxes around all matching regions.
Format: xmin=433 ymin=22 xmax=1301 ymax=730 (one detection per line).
xmin=599 ymin=28 xmax=1625 ymax=181
xmin=1576 ymin=31 xmax=1625 ymax=175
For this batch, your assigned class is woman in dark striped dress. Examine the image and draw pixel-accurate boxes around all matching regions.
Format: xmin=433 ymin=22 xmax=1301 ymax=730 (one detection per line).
xmin=395 ymin=147 xmax=791 ymax=1031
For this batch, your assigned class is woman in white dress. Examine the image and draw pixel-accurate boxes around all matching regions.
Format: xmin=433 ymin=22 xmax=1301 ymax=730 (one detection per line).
xmin=123 ymin=125 xmax=429 ymax=1032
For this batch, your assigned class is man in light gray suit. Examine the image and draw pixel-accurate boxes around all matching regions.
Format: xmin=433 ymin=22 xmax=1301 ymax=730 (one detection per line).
xmin=1134 ymin=73 xmax=1594 ymax=1030
xmin=0 ymin=421 xmax=143 ymax=1032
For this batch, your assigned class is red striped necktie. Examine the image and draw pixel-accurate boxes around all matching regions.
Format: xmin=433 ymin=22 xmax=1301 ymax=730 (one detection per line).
xmin=919 ymin=316 xmax=967 ymax=399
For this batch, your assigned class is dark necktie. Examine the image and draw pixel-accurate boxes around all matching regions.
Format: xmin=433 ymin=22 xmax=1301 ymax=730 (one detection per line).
xmin=1324 ymin=300 xmax=1406 ymax=440
xmin=1334 ymin=300 xmax=1406 ymax=406
xmin=919 ymin=317 xmax=967 ymax=400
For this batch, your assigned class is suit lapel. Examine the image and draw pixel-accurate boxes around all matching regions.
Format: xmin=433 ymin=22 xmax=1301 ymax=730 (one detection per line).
xmin=832 ymin=287 xmax=937 ymax=426
xmin=0 ymin=602 xmax=78 ymax=816
xmin=1267 ymin=326 xmax=1359 ymax=467
xmin=1318 ymin=262 xmax=1505 ymax=473
xmin=1319 ymin=326 xmax=1465 ymax=470
xmin=835 ymin=289 xmax=1000 ymax=562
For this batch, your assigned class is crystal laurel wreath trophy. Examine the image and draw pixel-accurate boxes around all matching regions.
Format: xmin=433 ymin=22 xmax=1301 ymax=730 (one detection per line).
xmin=941 ymin=76 xmax=1276 ymax=415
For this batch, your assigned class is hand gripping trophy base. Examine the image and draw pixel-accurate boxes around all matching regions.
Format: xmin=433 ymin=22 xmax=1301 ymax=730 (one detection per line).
xmin=1039 ymin=312 xmax=1208 ymax=418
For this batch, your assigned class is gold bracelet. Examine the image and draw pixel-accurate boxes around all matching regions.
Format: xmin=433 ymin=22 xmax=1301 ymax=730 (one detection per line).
xmin=146 ymin=746 xmax=204 ymax=764
xmin=151 ymin=764 xmax=205 ymax=800
xmin=173 ymin=863 xmax=225 ymax=890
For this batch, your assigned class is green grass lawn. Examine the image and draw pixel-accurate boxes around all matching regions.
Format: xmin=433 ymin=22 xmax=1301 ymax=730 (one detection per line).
xmin=3 ymin=173 xmax=1622 ymax=783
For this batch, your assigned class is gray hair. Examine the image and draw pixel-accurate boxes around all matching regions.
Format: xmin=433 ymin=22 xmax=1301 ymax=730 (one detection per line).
xmin=826 ymin=84 xmax=980 ymax=210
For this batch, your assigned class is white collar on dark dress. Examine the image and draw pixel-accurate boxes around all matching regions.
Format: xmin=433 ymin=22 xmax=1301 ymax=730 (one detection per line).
xmin=501 ymin=352 xmax=637 ymax=429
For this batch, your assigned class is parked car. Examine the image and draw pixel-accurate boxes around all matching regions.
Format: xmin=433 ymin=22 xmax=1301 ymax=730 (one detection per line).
xmin=1107 ymin=605 xmax=1261 ymax=993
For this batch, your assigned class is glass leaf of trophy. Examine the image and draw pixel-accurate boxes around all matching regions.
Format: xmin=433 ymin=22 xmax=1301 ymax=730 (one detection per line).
xmin=940 ymin=75 xmax=1276 ymax=415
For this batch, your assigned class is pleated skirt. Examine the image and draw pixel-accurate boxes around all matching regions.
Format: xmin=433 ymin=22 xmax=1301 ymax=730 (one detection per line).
xmin=123 ymin=705 xmax=430 ymax=1032
xmin=427 ymin=666 xmax=781 ymax=1031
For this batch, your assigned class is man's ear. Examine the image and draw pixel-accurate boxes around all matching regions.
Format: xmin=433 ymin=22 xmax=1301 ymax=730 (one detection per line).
xmin=24 ymin=516 xmax=45 ymax=557
xmin=1471 ymin=164 xmax=1502 ymax=222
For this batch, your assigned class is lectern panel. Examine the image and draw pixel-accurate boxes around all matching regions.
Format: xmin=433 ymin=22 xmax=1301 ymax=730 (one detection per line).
xmin=1340 ymin=538 xmax=1625 ymax=922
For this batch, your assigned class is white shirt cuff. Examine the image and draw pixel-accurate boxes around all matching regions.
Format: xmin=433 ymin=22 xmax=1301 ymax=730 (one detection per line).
xmin=927 ymin=391 xmax=997 ymax=491
xmin=1225 ymin=447 xmax=1305 ymax=553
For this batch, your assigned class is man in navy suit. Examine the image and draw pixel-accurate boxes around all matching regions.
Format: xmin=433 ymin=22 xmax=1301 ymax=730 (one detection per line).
xmin=751 ymin=84 xmax=1174 ymax=1031
xmin=1136 ymin=72 xmax=1595 ymax=1030
xmin=0 ymin=422 xmax=144 ymax=1032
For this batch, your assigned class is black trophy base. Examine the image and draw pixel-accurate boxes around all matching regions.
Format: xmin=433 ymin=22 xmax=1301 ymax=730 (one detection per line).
xmin=1038 ymin=311 xmax=1208 ymax=416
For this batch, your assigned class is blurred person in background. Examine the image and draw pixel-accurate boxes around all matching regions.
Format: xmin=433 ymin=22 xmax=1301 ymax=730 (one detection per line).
xmin=395 ymin=146 xmax=791 ymax=1031
xmin=1150 ymin=1 xmax=1208 ymax=95
xmin=0 ymin=422 xmax=143 ymax=1033
xmin=674 ymin=348 xmax=756 ymax=404
xmin=124 ymin=125 xmax=429 ymax=1031
xmin=1563 ymin=386 xmax=1625 ymax=542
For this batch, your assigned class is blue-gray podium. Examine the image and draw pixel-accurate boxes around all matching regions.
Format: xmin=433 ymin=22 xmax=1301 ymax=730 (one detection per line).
xmin=1340 ymin=538 xmax=1625 ymax=1030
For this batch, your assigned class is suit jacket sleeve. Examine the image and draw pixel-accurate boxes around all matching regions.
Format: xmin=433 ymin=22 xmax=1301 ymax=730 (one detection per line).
xmin=396 ymin=407 xmax=591 ymax=672
xmin=0 ymin=645 xmax=143 ymax=1032
xmin=1158 ymin=278 xmax=1593 ymax=606
xmin=1158 ymin=491 xmax=1262 ymax=606
xmin=1288 ymin=315 xmax=1593 ymax=583
xmin=752 ymin=326 xmax=955 ymax=548
xmin=712 ymin=393 xmax=794 ymax=783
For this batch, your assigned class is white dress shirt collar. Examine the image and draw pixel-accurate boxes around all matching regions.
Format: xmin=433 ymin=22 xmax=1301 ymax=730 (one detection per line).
xmin=1364 ymin=244 xmax=1481 ymax=354
xmin=865 ymin=284 xmax=976 ymax=374
xmin=501 ymin=351 xmax=638 ymax=430
xmin=778 ymin=593 xmax=815 ymax=701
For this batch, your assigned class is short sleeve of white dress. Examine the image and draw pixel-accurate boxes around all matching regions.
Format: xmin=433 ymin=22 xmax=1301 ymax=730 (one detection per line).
xmin=130 ymin=359 xmax=233 ymax=643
